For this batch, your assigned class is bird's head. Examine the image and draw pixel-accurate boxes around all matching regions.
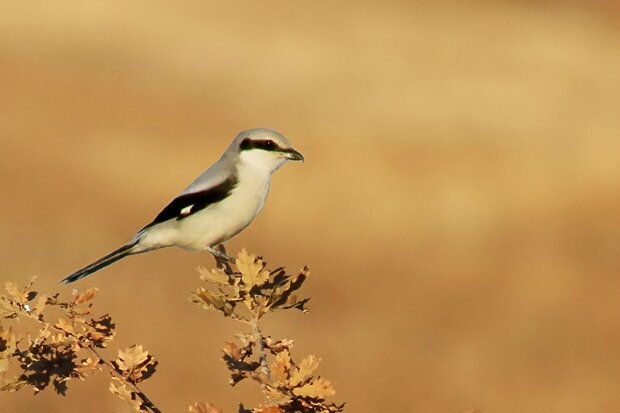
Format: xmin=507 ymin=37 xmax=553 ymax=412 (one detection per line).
xmin=234 ymin=128 xmax=304 ymax=172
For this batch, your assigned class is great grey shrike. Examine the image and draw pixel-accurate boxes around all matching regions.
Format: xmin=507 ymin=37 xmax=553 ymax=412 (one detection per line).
xmin=61 ymin=128 xmax=303 ymax=284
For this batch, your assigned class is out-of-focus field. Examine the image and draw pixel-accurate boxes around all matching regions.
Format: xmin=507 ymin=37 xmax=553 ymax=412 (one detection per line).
xmin=1 ymin=1 xmax=619 ymax=412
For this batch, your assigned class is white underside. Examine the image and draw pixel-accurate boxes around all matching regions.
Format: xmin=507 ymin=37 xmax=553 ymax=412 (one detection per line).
xmin=135 ymin=153 xmax=283 ymax=252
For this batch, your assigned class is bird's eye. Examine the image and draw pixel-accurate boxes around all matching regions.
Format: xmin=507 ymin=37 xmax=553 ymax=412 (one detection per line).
xmin=259 ymin=140 xmax=277 ymax=151
xmin=240 ymin=138 xmax=278 ymax=152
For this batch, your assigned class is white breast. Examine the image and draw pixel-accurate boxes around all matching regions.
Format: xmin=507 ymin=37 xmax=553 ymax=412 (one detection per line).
xmin=146 ymin=162 xmax=271 ymax=251
xmin=137 ymin=148 xmax=285 ymax=252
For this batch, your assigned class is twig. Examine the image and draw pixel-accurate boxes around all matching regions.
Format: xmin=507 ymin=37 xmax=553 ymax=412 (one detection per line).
xmin=250 ymin=317 xmax=270 ymax=381
xmin=89 ymin=347 xmax=163 ymax=413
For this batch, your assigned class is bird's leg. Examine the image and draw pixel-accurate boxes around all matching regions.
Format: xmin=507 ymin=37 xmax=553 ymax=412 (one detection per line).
xmin=207 ymin=245 xmax=235 ymax=262
xmin=207 ymin=245 xmax=235 ymax=273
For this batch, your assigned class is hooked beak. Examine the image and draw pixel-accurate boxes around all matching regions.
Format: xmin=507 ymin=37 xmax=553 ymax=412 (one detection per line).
xmin=283 ymin=148 xmax=304 ymax=162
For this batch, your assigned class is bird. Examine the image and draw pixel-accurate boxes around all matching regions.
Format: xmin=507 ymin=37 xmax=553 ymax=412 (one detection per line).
xmin=61 ymin=128 xmax=304 ymax=284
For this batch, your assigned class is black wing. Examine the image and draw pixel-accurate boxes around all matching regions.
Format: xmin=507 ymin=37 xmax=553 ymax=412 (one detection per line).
xmin=141 ymin=175 xmax=238 ymax=230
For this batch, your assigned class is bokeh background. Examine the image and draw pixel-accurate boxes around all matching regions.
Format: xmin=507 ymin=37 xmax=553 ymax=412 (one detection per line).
xmin=1 ymin=1 xmax=619 ymax=412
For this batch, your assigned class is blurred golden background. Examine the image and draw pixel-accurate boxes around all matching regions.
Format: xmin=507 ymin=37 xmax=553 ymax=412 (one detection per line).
xmin=1 ymin=1 xmax=619 ymax=412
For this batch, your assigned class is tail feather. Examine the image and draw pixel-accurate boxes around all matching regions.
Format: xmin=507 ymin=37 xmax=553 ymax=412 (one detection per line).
xmin=61 ymin=242 xmax=138 ymax=284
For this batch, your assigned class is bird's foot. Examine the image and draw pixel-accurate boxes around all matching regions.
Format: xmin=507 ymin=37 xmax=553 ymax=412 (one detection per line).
xmin=207 ymin=245 xmax=236 ymax=274
xmin=207 ymin=246 xmax=235 ymax=262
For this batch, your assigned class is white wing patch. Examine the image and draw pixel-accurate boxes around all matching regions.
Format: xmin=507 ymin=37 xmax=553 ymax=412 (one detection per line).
xmin=180 ymin=205 xmax=194 ymax=217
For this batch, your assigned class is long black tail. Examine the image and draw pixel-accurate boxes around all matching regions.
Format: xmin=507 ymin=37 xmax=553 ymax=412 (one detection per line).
xmin=61 ymin=242 xmax=138 ymax=284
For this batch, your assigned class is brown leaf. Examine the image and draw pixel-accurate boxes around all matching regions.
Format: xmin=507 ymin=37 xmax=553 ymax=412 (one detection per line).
xmin=74 ymin=288 xmax=98 ymax=305
xmin=264 ymin=338 xmax=294 ymax=354
xmin=32 ymin=295 xmax=47 ymax=318
xmin=115 ymin=345 xmax=157 ymax=383
xmin=236 ymin=333 xmax=256 ymax=348
xmin=0 ymin=325 xmax=16 ymax=356
xmin=236 ymin=249 xmax=269 ymax=289
xmin=269 ymin=349 xmax=292 ymax=386
xmin=252 ymin=295 xmax=269 ymax=317
xmin=109 ymin=378 xmax=145 ymax=411
xmin=87 ymin=314 xmax=116 ymax=347
xmin=270 ymin=268 xmax=310 ymax=312
xmin=55 ymin=318 xmax=74 ymax=334
xmin=294 ymin=377 xmax=336 ymax=399
xmin=191 ymin=288 xmax=233 ymax=316
xmin=117 ymin=345 xmax=148 ymax=370
xmin=290 ymin=355 xmax=320 ymax=387
xmin=262 ymin=385 xmax=286 ymax=402
xmin=4 ymin=282 xmax=25 ymax=304
xmin=0 ymin=325 xmax=17 ymax=375
xmin=223 ymin=341 xmax=241 ymax=361
xmin=74 ymin=357 xmax=101 ymax=380
xmin=198 ymin=267 xmax=230 ymax=285
xmin=189 ymin=401 xmax=223 ymax=413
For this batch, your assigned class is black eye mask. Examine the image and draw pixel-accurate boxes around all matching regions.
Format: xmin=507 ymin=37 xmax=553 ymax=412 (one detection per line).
xmin=239 ymin=138 xmax=280 ymax=152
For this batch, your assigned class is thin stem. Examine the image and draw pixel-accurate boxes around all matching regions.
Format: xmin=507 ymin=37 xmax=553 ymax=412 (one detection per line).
xmin=250 ymin=317 xmax=270 ymax=381
xmin=89 ymin=347 xmax=163 ymax=413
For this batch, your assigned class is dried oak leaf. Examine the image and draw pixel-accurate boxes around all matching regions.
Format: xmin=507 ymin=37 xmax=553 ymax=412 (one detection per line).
xmin=0 ymin=325 xmax=16 ymax=355
xmin=74 ymin=288 xmax=98 ymax=305
xmin=290 ymin=355 xmax=320 ymax=387
xmin=1 ymin=282 xmax=32 ymax=319
xmin=114 ymin=345 xmax=157 ymax=383
xmin=74 ymin=357 xmax=101 ymax=380
xmin=262 ymin=385 xmax=288 ymax=403
xmin=269 ymin=268 xmax=310 ymax=313
xmin=198 ymin=267 xmax=232 ymax=285
xmin=223 ymin=341 xmax=242 ymax=361
xmin=191 ymin=288 xmax=235 ymax=317
xmin=222 ymin=337 xmax=261 ymax=386
xmin=109 ymin=377 xmax=146 ymax=412
xmin=236 ymin=249 xmax=269 ymax=289
xmin=294 ymin=377 xmax=336 ymax=399
xmin=30 ymin=294 xmax=48 ymax=320
xmin=189 ymin=401 xmax=224 ymax=413
xmin=236 ymin=333 xmax=255 ymax=348
xmin=54 ymin=318 xmax=74 ymax=334
xmin=0 ymin=325 xmax=17 ymax=375
xmin=269 ymin=349 xmax=292 ymax=386
xmin=4 ymin=282 xmax=27 ymax=304
xmin=264 ymin=337 xmax=294 ymax=354
xmin=228 ymin=334 xmax=256 ymax=362
xmin=250 ymin=295 xmax=270 ymax=317
xmin=86 ymin=314 xmax=116 ymax=347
